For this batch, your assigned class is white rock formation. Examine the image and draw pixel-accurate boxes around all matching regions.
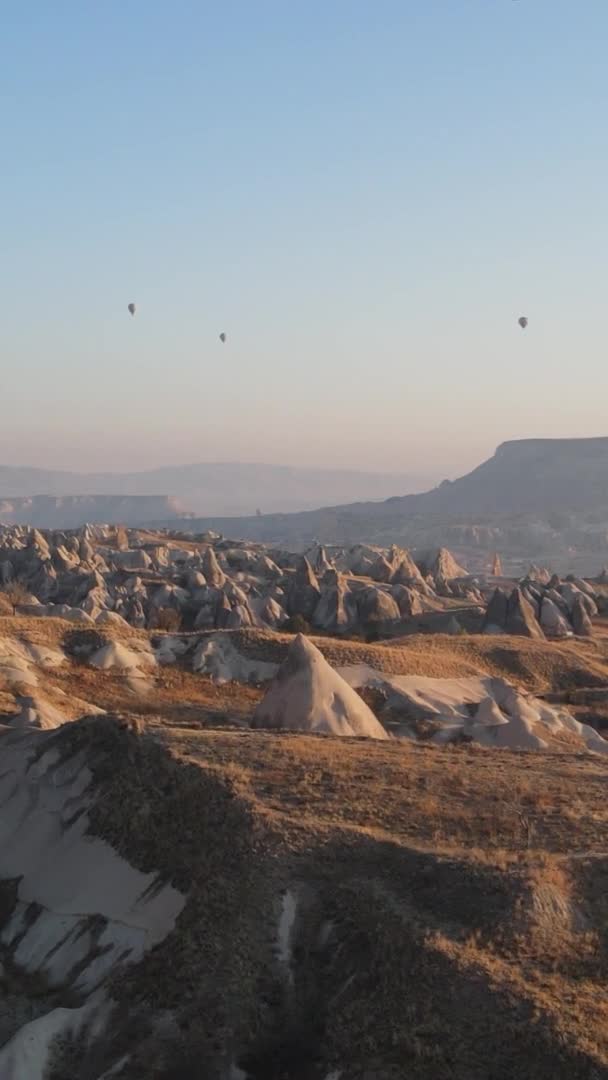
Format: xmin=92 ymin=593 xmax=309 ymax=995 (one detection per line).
xmin=0 ymin=726 xmax=184 ymax=1079
xmin=192 ymin=634 xmax=277 ymax=684
xmin=539 ymin=597 xmax=572 ymax=638
xmin=339 ymin=666 xmax=608 ymax=754
xmin=252 ymin=635 xmax=389 ymax=739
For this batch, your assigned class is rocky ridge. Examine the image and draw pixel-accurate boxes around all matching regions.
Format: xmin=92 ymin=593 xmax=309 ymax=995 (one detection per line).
xmin=0 ymin=526 xmax=484 ymax=640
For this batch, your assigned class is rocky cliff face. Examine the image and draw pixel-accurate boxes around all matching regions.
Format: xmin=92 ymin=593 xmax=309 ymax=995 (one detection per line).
xmin=173 ymin=438 xmax=608 ymax=573
xmin=4 ymin=440 xmax=608 ymax=570
xmin=411 ymin=437 xmax=608 ymax=514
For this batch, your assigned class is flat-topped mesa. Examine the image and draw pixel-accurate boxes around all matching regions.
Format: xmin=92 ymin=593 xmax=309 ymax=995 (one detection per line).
xmin=252 ymin=634 xmax=389 ymax=740
xmin=494 ymin=436 xmax=608 ymax=460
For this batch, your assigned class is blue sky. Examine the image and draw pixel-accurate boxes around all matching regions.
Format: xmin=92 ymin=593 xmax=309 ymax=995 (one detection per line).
xmin=2 ymin=1 xmax=607 ymax=475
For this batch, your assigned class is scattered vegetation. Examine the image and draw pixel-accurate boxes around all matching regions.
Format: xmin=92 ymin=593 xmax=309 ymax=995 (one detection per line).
xmin=153 ymin=608 xmax=182 ymax=633
xmin=283 ymin=613 xmax=311 ymax=635
xmin=42 ymin=717 xmax=608 ymax=1077
xmin=63 ymin=627 xmax=107 ymax=660
xmin=0 ymin=581 xmax=31 ymax=615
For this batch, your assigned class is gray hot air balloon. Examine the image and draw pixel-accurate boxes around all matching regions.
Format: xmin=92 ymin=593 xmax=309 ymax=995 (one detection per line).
xmin=518 ymin=316 xmax=528 ymax=329
xmin=128 ymin=303 xmax=136 ymax=317
xmin=219 ymin=332 xmax=226 ymax=343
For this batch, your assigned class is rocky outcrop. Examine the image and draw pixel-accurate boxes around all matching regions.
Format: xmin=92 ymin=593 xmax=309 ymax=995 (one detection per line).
xmin=505 ymin=588 xmax=545 ymax=639
xmin=312 ymin=570 xmax=355 ymax=634
xmin=572 ymin=595 xmax=594 ymax=637
xmin=483 ymin=587 xmax=545 ymax=639
xmin=252 ymin=634 xmax=389 ymax=739
xmin=287 ymin=557 xmax=321 ymax=620
xmin=422 ymin=546 xmax=468 ymax=584
xmin=369 ymin=554 xmax=395 ymax=583
xmin=482 ymin=588 xmax=509 ymax=634
xmin=539 ymin=597 xmax=571 ymax=638
xmin=0 ymin=720 xmax=184 ymax=1079
xmin=391 ymin=584 xmax=423 ymax=617
xmin=202 ymin=546 xmax=226 ymax=588
xmin=0 ymin=524 xmax=512 ymax=639
xmin=356 ymin=585 xmax=401 ymax=630
xmin=482 ymin=571 xmax=602 ymax=640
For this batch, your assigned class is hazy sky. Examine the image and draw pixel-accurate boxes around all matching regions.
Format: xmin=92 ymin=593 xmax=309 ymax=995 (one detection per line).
xmin=2 ymin=1 xmax=607 ymax=476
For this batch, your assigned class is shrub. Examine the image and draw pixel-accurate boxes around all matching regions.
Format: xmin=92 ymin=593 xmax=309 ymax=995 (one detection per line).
xmin=0 ymin=581 xmax=32 ymax=615
xmin=63 ymin=628 xmax=107 ymax=659
xmin=283 ymin=614 xmax=311 ymax=635
xmin=154 ymin=608 xmax=183 ymax=633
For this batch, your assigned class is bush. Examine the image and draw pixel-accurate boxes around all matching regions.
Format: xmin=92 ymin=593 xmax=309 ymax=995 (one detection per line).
xmin=63 ymin=628 xmax=107 ymax=659
xmin=0 ymin=581 xmax=32 ymax=615
xmin=283 ymin=614 xmax=311 ymax=635
xmin=154 ymin=608 xmax=183 ymax=633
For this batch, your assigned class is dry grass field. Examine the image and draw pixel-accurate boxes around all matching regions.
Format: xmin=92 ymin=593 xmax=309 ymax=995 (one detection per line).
xmin=1 ymin=615 xmax=607 ymax=1076
xmin=3 ymin=615 xmax=608 ymax=731
xmin=41 ymin=715 xmax=608 ymax=1079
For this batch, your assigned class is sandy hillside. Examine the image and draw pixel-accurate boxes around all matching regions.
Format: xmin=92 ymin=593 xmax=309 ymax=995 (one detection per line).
xmin=2 ymin=714 xmax=602 ymax=1079
xmin=224 ymin=626 xmax=608 ymax=692
xmin=0 ymin=610 xmax=607 ymax=1076
xmin=2 ymin=618 xmax=608 ymax=737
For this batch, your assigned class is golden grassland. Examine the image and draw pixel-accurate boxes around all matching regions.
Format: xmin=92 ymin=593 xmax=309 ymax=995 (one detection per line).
xmin=54 ymin=715 xmax=608 ymax=1078
xmin=1 ymin=607 xmax=608 ymax=1077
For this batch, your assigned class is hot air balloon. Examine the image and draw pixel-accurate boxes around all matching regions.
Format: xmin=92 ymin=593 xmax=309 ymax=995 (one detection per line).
xmin=128 ymin=303 xmax=136 ymax=317
xmin=518 ymin=316 xmax=528 ymax=329
xmin=219 ymin=332 xmax=226 ymax=343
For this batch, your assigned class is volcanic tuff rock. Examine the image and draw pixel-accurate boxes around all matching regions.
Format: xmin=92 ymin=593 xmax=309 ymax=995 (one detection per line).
xmin=539 ymin=597 xmax=571 ymax=639
xmin=1 ymin=522 xmax=604 ymax=647
xmin=312 ymin=569 xmax=357 ymax=633
xmin=0 ymin=713 xmax=607 ymax=1076
xmin=0 ymin=719 xmax=184 ymax=1079
xmin=286 ymin=557 xmax=322 ymax=619
xmin=504 ymin=587 xmax=545 ymax=639
xmin=481 ymin=570 xmax=604 ymax=640
xmin=1 ymin=525 xmax=405 ymax=637
xmin=572 ymin=594 xmax=594 ymax=637
xmin=252 ymin=634 xmax=389 ymax=739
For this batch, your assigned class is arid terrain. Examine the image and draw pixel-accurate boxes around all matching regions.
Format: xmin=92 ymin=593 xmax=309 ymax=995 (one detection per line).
xmin=0 ymin=520 xmax=607 ymax=1077
xmin=3 ymin=438 xmax=608 ymax=572
xmin=5 ymin=0 xmax=608 ymax=1072
xmin=1 ymin=711 xmax=607 ymax=1079
xmin=178 ymin=438 xmax=608 ymax=575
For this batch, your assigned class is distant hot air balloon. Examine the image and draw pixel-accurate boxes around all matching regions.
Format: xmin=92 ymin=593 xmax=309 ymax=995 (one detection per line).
xmin=128 ymin=303 xmax=136 ymax=317
xmin=219 ymin=332 xmax=226 ymax=343
xmin=518 ymin=316 xmax=528 ymax=329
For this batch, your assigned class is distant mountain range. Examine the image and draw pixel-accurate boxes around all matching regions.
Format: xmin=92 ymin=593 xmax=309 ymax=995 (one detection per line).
xmin=392 ymin=437 xmax=608 ymax=515
xmin=171 ymin=438 xmax=608 ymax=574
xmin=162 ymin=438 xmax=608 ymax=537
xmin=0 ymin=462 xmax=437 ymax=517
xmin=3 ymin=442 xmax=608 ymax=575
